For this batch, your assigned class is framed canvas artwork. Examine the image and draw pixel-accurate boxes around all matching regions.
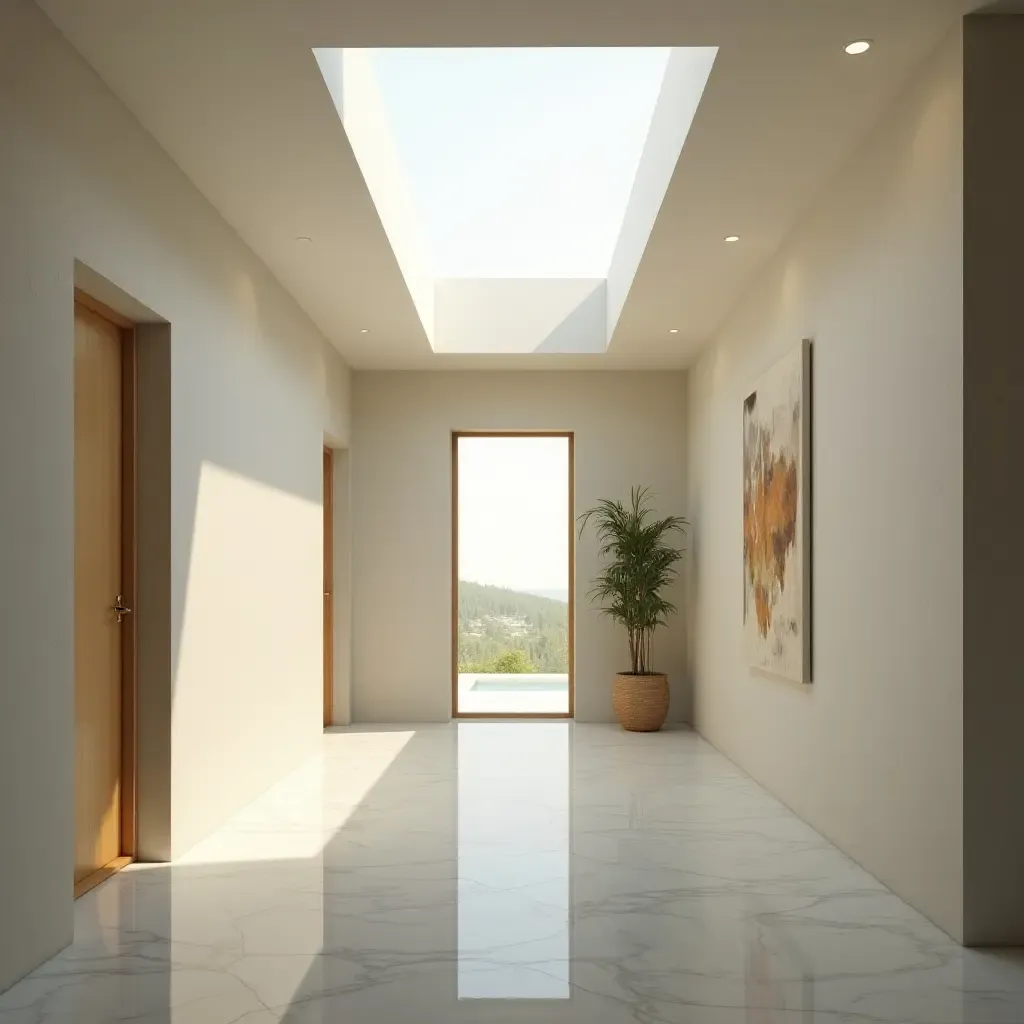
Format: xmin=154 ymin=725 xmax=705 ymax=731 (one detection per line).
xmin=742 ymin=340 xmax=811 ymax=683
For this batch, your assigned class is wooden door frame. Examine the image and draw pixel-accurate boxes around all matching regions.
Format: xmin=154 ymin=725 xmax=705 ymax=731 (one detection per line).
xmin=451 ymin=431 xmax=575 ymax=720
xmin=323 ymin=446 xmax=334 ymax=727
xmin=73 ymin=289 xmax=139 ymax=898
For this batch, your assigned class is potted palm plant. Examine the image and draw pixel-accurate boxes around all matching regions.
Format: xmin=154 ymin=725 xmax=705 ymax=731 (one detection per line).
xmin=578 ymin=487 xmax=687 ymax=732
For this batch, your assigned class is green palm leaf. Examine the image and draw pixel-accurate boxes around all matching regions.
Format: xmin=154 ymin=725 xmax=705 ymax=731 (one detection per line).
xmin=577 ymin=487 xmax=687 ymax=675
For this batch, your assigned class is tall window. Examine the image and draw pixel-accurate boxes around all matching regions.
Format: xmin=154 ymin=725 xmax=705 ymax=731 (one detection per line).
xmin=454 ymin=434 xmax=572 ymax=716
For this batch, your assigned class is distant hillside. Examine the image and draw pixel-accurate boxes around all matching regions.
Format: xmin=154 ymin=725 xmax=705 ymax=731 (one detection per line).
xmin=459 ymin=581 xmax=568 ymax=621
xmin=522 ymin=588 xmax=569 ymax=604
xmin=458 ymin=581 xmax=569 ymax=674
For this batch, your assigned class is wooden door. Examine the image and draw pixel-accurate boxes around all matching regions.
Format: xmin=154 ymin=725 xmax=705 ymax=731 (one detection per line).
xmin=323 ymin=447 xmax=334 ymax=726
xmin=74 ymin=304 xmax=125 ymax=888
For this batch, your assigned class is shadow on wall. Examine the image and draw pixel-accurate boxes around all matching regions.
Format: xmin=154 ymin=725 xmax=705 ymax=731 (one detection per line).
xmin=532 ymin=281 xmax=608 ymax=354
xmin=433 ymin=278 xmax=608 ymax=354
xmin=76 ymin=261 xmax=341 ymax=861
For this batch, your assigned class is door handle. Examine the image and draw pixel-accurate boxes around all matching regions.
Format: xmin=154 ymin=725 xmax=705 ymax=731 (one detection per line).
xmin=113 ymin=595 xmax=132 ymax=624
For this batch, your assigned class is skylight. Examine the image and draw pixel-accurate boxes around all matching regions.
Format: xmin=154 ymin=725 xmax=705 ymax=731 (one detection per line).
xmin=314 ymin=45 xmax=717 ymax=353
xmin=370 ymin=47 xmax=671 ymax=279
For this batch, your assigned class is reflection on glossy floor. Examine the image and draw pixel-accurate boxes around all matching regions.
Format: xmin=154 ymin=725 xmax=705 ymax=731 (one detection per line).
xmin=3 ymin=724 xmax=1024 ymax=1023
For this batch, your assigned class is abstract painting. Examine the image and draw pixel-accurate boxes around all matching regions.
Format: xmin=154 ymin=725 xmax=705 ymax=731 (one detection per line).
xmin=743 ymin=341 xmax=811 ymax=683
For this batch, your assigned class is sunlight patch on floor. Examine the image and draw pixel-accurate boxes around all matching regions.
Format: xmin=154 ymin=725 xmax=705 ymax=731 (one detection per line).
xmin=176 ymin=729 xmax=417 ymax=865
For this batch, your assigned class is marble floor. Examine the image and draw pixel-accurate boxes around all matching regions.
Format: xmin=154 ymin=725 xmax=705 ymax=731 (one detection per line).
xmin=2 ymin=724 xmax=1024 ymax=1023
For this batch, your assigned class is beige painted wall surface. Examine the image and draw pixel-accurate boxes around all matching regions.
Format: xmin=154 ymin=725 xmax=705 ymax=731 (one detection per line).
xmin=687 ymin=30 xmax=964 ymax=939
xmin=0 ymin=0 xmax=350 ymax=991
xmin=351 ymin=371 xmax=689 ymax=724
xmin=962 ymin=14 xmax=1024 ymax=946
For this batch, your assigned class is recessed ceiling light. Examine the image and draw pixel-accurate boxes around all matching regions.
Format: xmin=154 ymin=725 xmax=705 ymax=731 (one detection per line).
xmin=844 ymin=40 xmax=872 ymax=55
xmin=725 ymin=235 xmax=740 ymax=243
xmin=669 ymin=329 xmax=679 ymax=334
xmin=360 ymin=329 xmax=370 ymax=334
xmin=295 ymin=235 xmax=312 ymax=243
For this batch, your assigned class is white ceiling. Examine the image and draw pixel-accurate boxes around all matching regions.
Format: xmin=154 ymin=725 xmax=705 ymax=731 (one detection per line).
xmin=37 ymin=0 xmax=979 ymax=369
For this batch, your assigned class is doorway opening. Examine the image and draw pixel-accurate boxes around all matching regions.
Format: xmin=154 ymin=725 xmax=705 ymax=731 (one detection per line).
xmin=452 ymin=432 xmax=574 ymax=718
xmin=73 ymin=290 xmax=138 ymax=898
xmin=323 ymin=446 xmax=334 ymax=726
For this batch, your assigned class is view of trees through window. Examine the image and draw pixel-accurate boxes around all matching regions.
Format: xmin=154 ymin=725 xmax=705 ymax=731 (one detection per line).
xmin=457 ymin=581 xmax=569 ymax=674
xmin=456 ymin=435 xmax=570 ymax=684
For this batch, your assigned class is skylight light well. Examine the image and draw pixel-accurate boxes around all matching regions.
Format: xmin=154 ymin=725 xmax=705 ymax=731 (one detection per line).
xmin=370 ymin=47 xmax=671 ymax=279
xmin=315 ymin=45 xmax=717 ymax=354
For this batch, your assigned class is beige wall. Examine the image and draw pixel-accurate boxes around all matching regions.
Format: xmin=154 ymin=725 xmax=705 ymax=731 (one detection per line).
xmin=686 ymin=29 xmax=964 ymax=938
xmin=0 ymin=0 xmax=350 ymax=991
xmin=351 ymin=371 xmax=689 ymax=724
xmin=962 ymin=14 xmax=1024 ymax=946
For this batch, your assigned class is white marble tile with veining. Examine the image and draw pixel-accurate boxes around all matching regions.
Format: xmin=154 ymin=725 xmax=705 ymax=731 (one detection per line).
xmin=2 ymin=723 xmax=1023 ymax=1023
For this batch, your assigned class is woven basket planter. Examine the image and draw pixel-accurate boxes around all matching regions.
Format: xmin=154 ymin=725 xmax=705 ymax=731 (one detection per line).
xmin=612 ymin=673 xmax=669 ymax=732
